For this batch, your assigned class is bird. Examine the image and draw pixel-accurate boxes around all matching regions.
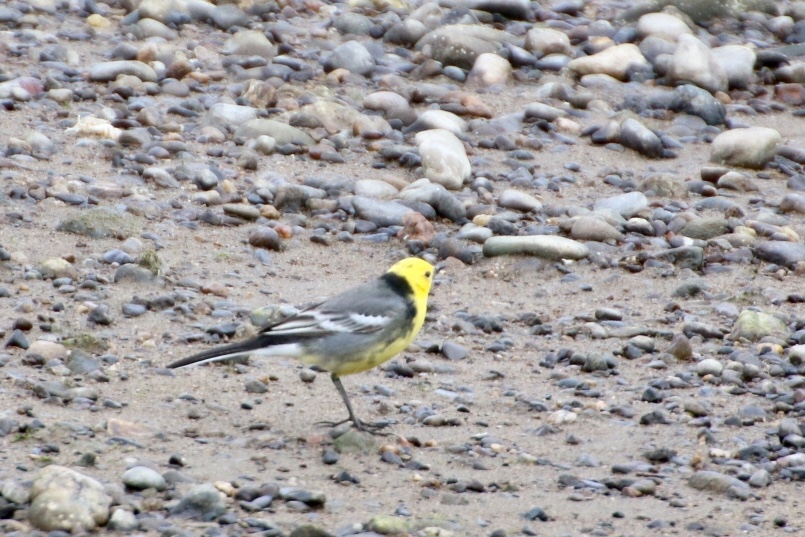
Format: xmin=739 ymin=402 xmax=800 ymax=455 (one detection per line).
xmin=167 ymin=257 xmax=437 ymax=433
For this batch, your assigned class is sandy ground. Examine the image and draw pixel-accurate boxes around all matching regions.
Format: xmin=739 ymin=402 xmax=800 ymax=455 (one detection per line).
xmin=2 ymin=1 xmax=805 ymax=536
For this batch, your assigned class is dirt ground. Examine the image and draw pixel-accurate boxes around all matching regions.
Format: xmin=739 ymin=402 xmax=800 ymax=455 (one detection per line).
xmin=2 ymin=1 xmax=805 ymax=536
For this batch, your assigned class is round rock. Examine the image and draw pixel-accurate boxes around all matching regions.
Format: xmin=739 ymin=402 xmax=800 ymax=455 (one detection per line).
xmin=123 ymin=466 xmax=167 ymax=491
xmin=710 ymin=127 xmax=781 ymax=169
xmin=29 ymin=465 xmax=112 ymax=532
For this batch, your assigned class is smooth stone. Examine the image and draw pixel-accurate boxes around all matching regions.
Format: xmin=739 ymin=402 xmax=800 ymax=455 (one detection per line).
xmin=66 ymin=350 xmax=101 ymax=374
xmin=137 ymin=0 xmax=189 ymax=23
xmin=639 ymin=173 xmax=687 ymax=198
xmin=780 ymin=193 xmax=805 ymax=214
xmin=363 ymin=91 xmax=417 ymax=125
xmin=248 ymin=135 xmax=276 ymax=155
xmin=730 ymin=310 xmax=788 ymax=342
xmin=170 ymin=483 xmax=227 ymax=520
xmin=696 ymin=358 xmax=723 ymax=376
xmin=57 ymin=208 xmax=141 ymax=239
xmin=208 ymin=4 xmax=249 ymax=29
xmin=688 ymin=471 xmax=749 ymax=499
xmin=593 ymin=191 xmax=648 ymax=218
xmin=748 ymin=469 xmax=771 ymax=488
xmin=208 ymin=103 xmax=258 ymax=129
xmin=467 ymin=52 xmax=511 ymax=86
xmin=355 ymin=179 xmax=399 ymax=200
xmin=2 ymin=480 xmax=31 ymax=504
xmin=123 ymin=466 xmax=167 ymax=491
xmin=524 ymin=102 xmax=567 ymax=121
xmin=333 ymin=12 xmax=373 ymax=35
xmin=712 ymin=45 xmax=756 ymax=90
xmin=457 ymin=0 xmax=532 ymax=19
xmin=29 ymin=465 xmax=111 ymax=531
xmin=415 ymin=129 xmax=471 ymax=190
xmin=483 ymin=235 xmax=589 ymax=260
xmin=620 ymin=118 xmax=663 ymax=158
xmin=385 ymin=18 xmax=428 ymax=46
xmin=710 ymin=127 xmax=781 ymax=169
xmin=637 ymin=12 xmax=692 ymax=41
xmin=28 ymin=340 xmax=68 ymax=360
xmin=570 ymin=216 xmax=623 ymax=242
xmin=135 ymin=18 xmax=178 ymax=39
xmin=322 ymin=40 xmax=375 ymax=75
xmin=39 ymin=258 xmax=79 ymax=279
xmin=235 ymin=119 xmax=315 ymax=146
xmin=671 ymin=84 xmax=726 ymax=126
xmin=415 ymin=24 xmax=517 ymax=69
xmin=498 ymin=189 xmax=542 ymax=212
xmin=352 ymin=196 xmax=412 ymax=227
xmin=89 ymin=61 xmax=157 ymax=83
xmin=525 ymin=27 xmax=571 ymax=56
xmin=222 ymin=30 xmax=277 ymax=58
xmin=667 ymin=34 xmax=727 ymax=94
xmin=114 ymin=265 xmax=156 ymax=283
xmin=367 ymin=514 xmax=411 ymax=535
xmin=456 ymin=223 xmax=493 ymax=243
xmin=753 ymin=240 xmax=805 ymax=268
xmin=407 ymin=109 xmax=468 ymax=135
xmin=144 ymin=167 xmax=180 ymax=189
xmin=717 ymin=171 xmax=758 ymax=191
xmin=667 ymin=333 xmax=693 ymax=360
xmin=399 ymin=179 xmax=466 ymax=221
xmin=108 ymin=509 xmax=138 ymax=531
xmin=680 ymin=217 xmax=729 ymax=240
xmin=567 ymin=44 xmax=650 ymax=81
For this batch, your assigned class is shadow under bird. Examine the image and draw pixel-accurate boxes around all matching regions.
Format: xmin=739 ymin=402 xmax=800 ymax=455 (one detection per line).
xmin=167 ymin=257 xmax=438 ymax=433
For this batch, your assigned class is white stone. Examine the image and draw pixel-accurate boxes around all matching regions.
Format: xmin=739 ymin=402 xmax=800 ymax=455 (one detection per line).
xmin=667 ymin=34 xmax=728 ymax=94
xmin=355 ymin=179 xmax=399 ymax=200
xmin=711 ymin=45 xmax=756 ymax=90
xmin=567 ymin=44 xmax=650 ymax=81
xmin=525 ymin=27 xmax=571 ymax=56
xmin=415 ymin=129 xmax=471 ymax=190
xmin=710 ymin=127 xmax=781 ymax=169
xmin=637 ymin=12 xmax=692 ymax=41
xmin=467 ymin=53 xmax=512 ymax=87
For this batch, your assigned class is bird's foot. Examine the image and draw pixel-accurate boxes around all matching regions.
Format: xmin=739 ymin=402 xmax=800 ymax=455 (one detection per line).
xmin=316 ymin=417 xmax=393 ymax=436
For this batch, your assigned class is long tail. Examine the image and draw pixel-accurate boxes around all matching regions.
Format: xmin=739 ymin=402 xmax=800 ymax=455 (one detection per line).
xmin=167 ymin=334 xmax=298 ymax=369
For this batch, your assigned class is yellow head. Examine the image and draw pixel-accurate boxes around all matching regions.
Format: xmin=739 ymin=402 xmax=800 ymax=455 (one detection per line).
xmin=387 ymin=257 xmax=435 ymax=298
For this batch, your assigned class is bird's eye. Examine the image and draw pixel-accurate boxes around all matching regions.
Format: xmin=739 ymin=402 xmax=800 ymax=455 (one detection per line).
xmin=425 ymin=271 xmax=431 ymax=278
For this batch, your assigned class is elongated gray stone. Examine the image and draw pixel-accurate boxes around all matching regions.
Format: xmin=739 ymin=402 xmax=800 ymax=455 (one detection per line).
xmin=483 ymin=236 xmax=589 ymax=260
xmin=352 ymin=196 xmax=412 ymax=227
xmin=89 ymin=61 xmax=157 ymax=82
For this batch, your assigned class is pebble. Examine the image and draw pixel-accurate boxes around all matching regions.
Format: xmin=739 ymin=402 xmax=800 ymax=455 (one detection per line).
xmin=29 ymin=465 xmax=111 ymax=532
xmin=170 ymin=483 xmax=227 ymax=520
xmin=730 ymin=310 xmax=788 ymax=342
xmin=696 ymin=358 xmax=723 ymax=377
xmin=570 ymin=216 xmax=624 ymax=242
xmin=122 ymin=466 xmax=167 ymax=491
xmin=568 ymin=44 xmax=649 ymax=81
xmin=415 ymin=129 xmax=472 ymax=190
xmin=323 ymin=40 xmax=375 ymax=76
xmin=710 ymin=127 xmax=782 ymax=169
xmin=483 ymin=236 xmax=589 ymax=260
xmin=498 ymin=189 xmax=542 ymax=212
xmin=688 ymin=471 xmax=749 ymax=499
xmin=667 ymin=34 xmax=727 ymax=94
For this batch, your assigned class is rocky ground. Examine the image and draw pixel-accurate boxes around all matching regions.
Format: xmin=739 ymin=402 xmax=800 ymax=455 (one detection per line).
xmin=3 ymin=0 xmax=805 ymax=535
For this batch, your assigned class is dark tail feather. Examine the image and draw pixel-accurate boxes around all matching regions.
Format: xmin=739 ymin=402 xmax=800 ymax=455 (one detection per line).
xmin=167 ymin=335 xmax=271 ymax=369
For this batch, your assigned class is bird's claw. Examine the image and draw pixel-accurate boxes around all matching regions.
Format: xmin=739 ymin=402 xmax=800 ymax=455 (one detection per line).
xmin=316 ymin=418 xmax=393 ymax=436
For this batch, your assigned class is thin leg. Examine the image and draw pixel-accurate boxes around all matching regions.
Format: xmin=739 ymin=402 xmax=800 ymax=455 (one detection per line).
xmin=315 ymin=373 xmax=392 ymax=435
